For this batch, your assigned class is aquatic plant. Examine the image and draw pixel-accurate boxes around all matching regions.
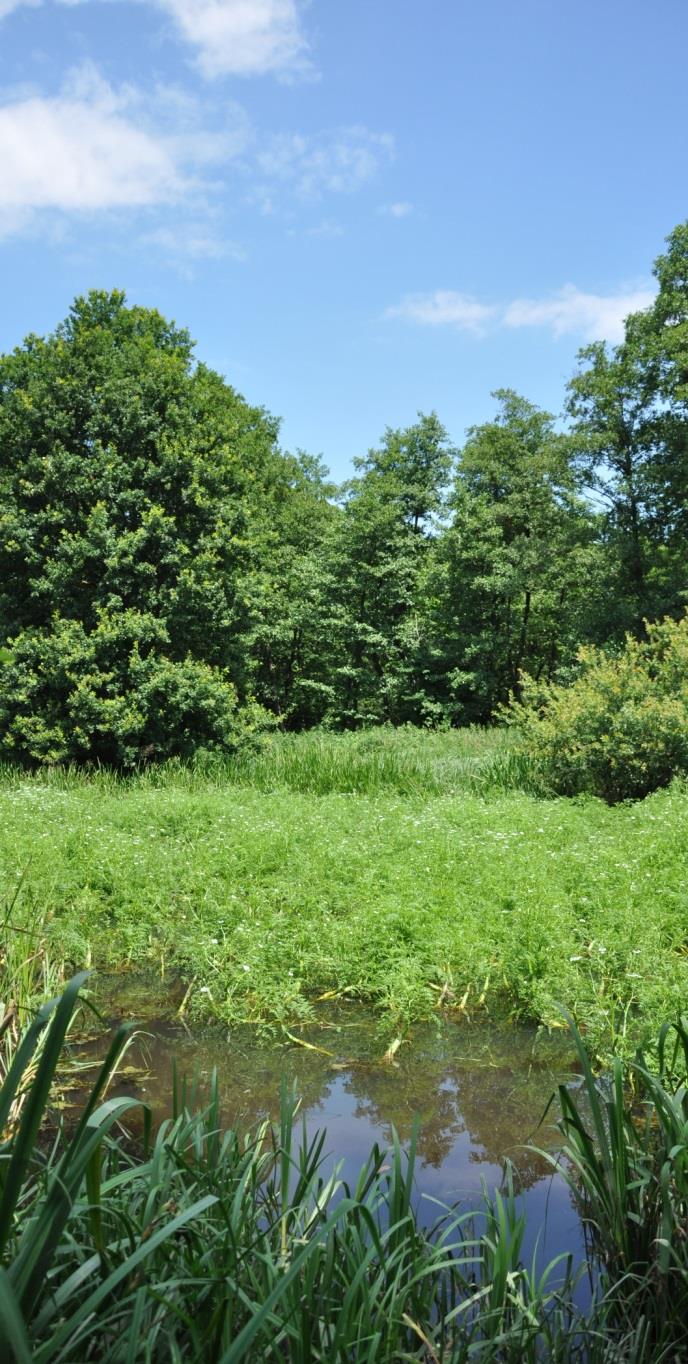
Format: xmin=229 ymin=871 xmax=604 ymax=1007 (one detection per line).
xmin=0 ymin=728 xmax=687 ymax=1054
xmin=0 ymin=886 xmax=66 ymax=1137
xmin=5 ymin=979 xmax=688 ymax=1359
xmin=545 ymin=1014 xmax=688 ymax=1357
xmin=0 ymin=976 xmax=587 ymax=1362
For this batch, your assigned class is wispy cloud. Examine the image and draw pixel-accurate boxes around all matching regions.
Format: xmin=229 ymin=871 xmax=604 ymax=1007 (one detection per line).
xmin=503 ymin=284 xmax=656 ymax=343
xmin=379 ymin=200 xmax=413 ymax=218
xmin=0 ymin=0 xmax=35 ymax=17
xmin=388 ymin=291 xmax=497 ymax=334
xmin=305 ymin=218 xmax=344 ymax=238
xmin=0 ymin=61 xmax=391 ymax=243
xmin=257 ymin=127 xmax=394 ymax=198
xmin=0 ymin=63 xmax=246 ymax=236
xmin=0 ymin=0 xmax=313 ymax=80
xmin=389 ymin=283 xmax=655 ymax=343
xmin=143 ymin=223 xmax=246 ymax=260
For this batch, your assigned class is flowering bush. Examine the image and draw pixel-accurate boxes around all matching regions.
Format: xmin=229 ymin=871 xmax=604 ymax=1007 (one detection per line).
xmin=506 ymin=614 xmax=688 ymax=802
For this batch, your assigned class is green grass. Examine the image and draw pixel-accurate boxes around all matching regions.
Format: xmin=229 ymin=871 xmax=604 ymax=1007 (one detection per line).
xmin=0 ymin=728 xmax=686 ymax=1055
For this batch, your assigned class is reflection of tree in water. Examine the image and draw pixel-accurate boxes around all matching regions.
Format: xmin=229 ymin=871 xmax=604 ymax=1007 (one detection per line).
xmin=102 ymin=1007 xmax=573 ymax=1193
xmin=338 ymin=1028 xmax=572 ymax=1190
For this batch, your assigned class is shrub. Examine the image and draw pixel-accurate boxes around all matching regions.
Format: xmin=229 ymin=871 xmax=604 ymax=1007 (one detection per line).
xmin=506 ymin=614 xmax=688 ymax=801
xmin=0 ymin=613 xmax=263 ymax=766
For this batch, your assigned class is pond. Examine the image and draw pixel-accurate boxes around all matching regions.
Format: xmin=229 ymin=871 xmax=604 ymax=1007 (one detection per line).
xmin=81 ymin=977 xmax=588 ymax=1277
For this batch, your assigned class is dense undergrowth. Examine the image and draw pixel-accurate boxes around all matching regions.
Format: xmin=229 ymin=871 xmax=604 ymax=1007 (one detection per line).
xmin=0 ymin=728 xmax=686 ymax=1057
xmin=2 ymin=979 xmax=688 ymax=1362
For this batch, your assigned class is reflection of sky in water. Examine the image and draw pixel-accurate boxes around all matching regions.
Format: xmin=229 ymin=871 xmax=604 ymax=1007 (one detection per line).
xmin=91 ymin=985 xmax=587 ymax=1277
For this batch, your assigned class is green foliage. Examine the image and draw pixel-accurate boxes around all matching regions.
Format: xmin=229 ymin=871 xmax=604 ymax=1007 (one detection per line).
xmin=0 ymin=884 xmax=66 ymax=1111
xmin=1 ymin=729 xmax=687 ymax=1054
xmin=0 ymin=290 xmax=283 ymax=765
xmin=244 ymin=452 xmax=340 ymax=729
xmin=2 ymin=222 xmax=688 ymax=756
xmin=0 ymin=977 xmax=585 ymax=1363
xmin=567 ymin=223 xmax=688 ymax=634
xmin=0 ymin=611 xmax=265 ymax=766
xmin=324 ymin=413 xmax=455 ymax=727
xmin=6 ymin=981 xmax=688 ymax=1360
xmin=422 ymin=391 xmax=599 ymax=723
xmin=508 ymin=614 xmax=688 ymax=802
xmin=226 ymin=724 xmax=536 ymax=796
xmin=542 ymin=1013 xmax=688 ymax=1355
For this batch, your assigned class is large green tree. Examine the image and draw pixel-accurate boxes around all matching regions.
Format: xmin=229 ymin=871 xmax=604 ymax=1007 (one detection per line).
xmin=326 ymin=414 xmax=455 ymax=726
xmin=568 ymin=222 xmax=688 ymax=632
xmin=422 ymin=392 xmax=599 ymax=721
xmin=0 ymin=291 xmax=283 ymax=764
xmin=246 ymin=451 xmax=341 ymax=728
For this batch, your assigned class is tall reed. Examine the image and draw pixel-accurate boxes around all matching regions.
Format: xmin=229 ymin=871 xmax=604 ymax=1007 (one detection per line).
xmin=0 ymin=977 xmax=581 ymax=1362
xmin=6 ymin=980 xmax=688 ymax=1360
xmin=543 ymin=1013 xmax=688 ymax=1357
xmin=0 ymin=885 xmax=65 ymax=1135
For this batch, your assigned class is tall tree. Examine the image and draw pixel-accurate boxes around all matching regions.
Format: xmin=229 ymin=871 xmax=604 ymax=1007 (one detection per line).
xmin=246 ymin=452 xmax=341 ymax=728
xmin=327 ymin=414 xmax=455 ymax=726
xmin=568 ymin=221 xmax=688 ymax=631
xmin=423 ymin=392 xmax=599 ymax=721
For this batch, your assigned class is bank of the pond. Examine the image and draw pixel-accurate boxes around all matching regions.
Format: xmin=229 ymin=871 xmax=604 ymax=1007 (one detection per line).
xmin=1 ymin=757 xmax=687 ymax=1055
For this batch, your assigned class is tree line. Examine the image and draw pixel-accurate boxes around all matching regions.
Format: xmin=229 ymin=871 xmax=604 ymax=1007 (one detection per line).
xmin=0 ymin=224 xmax=687 ymax=764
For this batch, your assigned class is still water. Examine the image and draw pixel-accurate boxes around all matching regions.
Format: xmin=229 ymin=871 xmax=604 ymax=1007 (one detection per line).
xmin=86 ymin=978 xmax=587 ymax=1272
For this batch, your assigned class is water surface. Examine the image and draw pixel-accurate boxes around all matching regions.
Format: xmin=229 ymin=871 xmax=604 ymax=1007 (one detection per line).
xmin=84 ymin=977 xmax=586 ymax=1272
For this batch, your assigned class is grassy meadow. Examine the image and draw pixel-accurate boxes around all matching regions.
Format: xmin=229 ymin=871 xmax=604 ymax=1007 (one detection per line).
xmin=1 ymin=726 xmax=686 ymax=1055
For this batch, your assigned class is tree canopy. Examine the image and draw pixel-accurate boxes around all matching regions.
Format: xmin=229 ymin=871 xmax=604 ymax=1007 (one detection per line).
xmin=0 ymin=292 xmax=283 ymax=763
xmin=1 ymin=222 xmax=688 ymax=764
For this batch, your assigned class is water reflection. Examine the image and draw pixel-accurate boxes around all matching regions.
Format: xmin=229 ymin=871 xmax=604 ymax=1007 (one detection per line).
xmin=78 ymin=982 xmax=587 ymax=1276
xmin=90 ymin=983 xmax=578 ymax=1203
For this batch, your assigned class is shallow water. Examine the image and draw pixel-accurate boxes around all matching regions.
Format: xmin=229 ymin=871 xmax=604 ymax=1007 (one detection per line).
xmin=82 ymin=978 xmax=587 ymax=1273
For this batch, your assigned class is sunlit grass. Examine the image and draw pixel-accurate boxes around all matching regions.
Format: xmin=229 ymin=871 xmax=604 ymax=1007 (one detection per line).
xmin=0 ymin=727 xmax=685 ymax=1055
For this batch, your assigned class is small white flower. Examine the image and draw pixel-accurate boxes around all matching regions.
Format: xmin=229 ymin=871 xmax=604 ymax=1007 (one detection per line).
xmin=199 ymin=986 xmax=211 ymax=995
xmin=210 ymin=938 xmax=219 ymax=945
xmin=242 ymin=964 xmax=250 ymax=972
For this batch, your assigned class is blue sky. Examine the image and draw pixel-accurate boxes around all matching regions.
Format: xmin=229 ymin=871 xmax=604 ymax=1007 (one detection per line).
xmin=0 ymin=0 xmax=686 ymax=478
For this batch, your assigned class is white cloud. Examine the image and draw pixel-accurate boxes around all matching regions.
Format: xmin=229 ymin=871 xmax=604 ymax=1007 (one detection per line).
xmin=388 ymin=283 xmax=655 ymax=343
xmin=155 ymin=0 xmax=311 ymax=79
xmin=503 ymin=284 xmax=656 ymax=343
xmin=0 ymin=63 xmax=245 ymax=231
xmin=388 ymin=291 xmax=497 ymax=333
xmin=257 ymin=127 xmax=395 ymax=197
xmin=379 ymin=201 xmax=413 ymax=218
xmin=0 ymin=58 xmax=390 ymax=242
xmin=0 ymin=0 xmax=312 ymax=79
xmin=0 ymin=78 xmax=180 ymax=214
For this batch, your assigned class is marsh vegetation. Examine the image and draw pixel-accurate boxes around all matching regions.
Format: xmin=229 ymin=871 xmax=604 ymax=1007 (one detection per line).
xmin=2 ymin=978 xmax=688 ymax=1361
xmin=1 ymin=726 xmax=686 ymax=1058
